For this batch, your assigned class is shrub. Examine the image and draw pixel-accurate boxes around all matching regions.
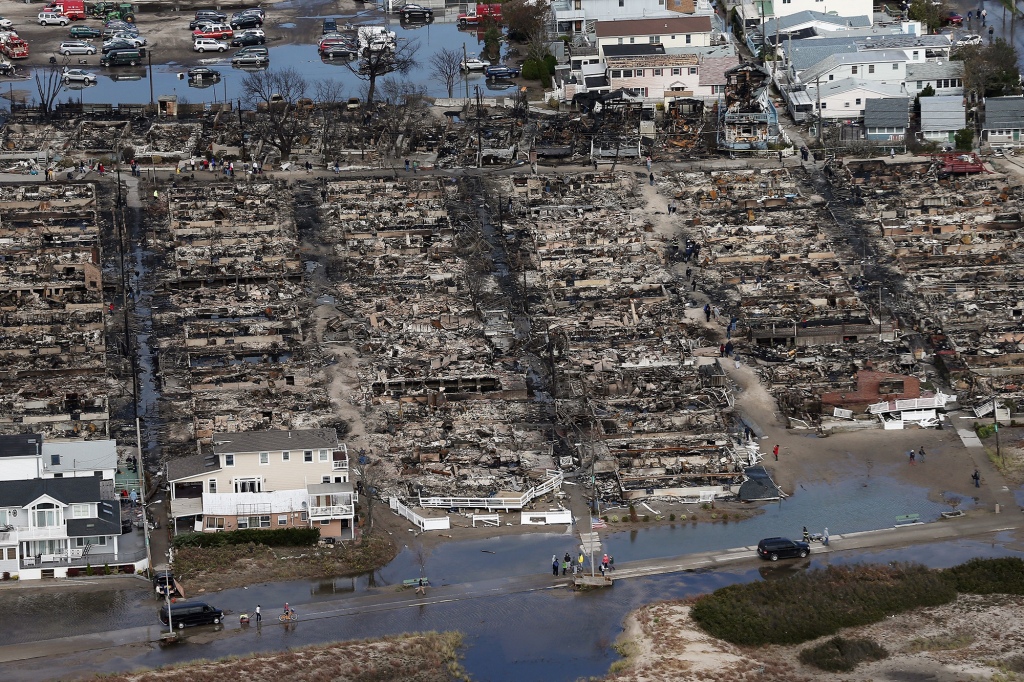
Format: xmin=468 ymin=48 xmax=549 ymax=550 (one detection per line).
xmin=669 ymin=513 xmax=676 ymax=521
xmin=543 ymin=54 xmax=557 ymax=75
xmin=67 ymin=568 xmax=80 ymax=577
xmin=799 ymin=637 xmax=889 ymax=672
xmin=121 ymin=564 xmax=135 ymax=574
xmin=172 ymin=526 xmax=321 ymax=549
xmin=103 ymin=563 xmax=111 ymax=575
xmin=609 ymin=515 xmax=619 ymax=523
xmin=943 ymin=557 xmax=1024 ymax=595
xmin=690 ymin=564 xmax=956 ymax=646
xmin=86 ymin=564 xmax=93 ymax=576
xmin=642 ymin=514 xmax=650 ymax=522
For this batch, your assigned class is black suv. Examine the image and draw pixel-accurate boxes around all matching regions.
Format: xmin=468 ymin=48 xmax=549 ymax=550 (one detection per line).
xmin=190 ymin=10 xmax=227 ymax=29
xmin=231 ymin=15 xmax=263 ymax=30
xmin=756 ymin=537 xmax=810 ymax=561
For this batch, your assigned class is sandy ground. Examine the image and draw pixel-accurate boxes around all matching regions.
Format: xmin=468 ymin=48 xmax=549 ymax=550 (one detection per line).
xmin=100 ymin=631 xmax=466 ymax=682
xmin=609 ymin=594 xmax=1024 ymax=682
xmin=0 ymin=0 xmax=354 ymax=68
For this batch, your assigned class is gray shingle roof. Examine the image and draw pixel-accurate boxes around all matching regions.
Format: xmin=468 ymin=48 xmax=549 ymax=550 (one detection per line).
xmin=166 ymin=453 xmax=220 ymax=482
xmin=906 ymin=61 xmax=964 ymax=81
xmin=985 ymin=97 xmax=1024 ymax=129
xmin=212 ymin=428 xmax=339 ymax=455
xmin=0 ymin=476 xmax=102 ymax=506
xmin=0 ymin=433 xmax=43 ymax=459
xmin=67 ymin=500 xmax=120 ymax=537
xmin=799 ymin=50 xmax=909 ymax=84
xmin=920 ymin=96 xmax=966 ymax=131
xmin=864 ymin=97 xmax=910 ymax=127
xmin=759 ymin=11 xmax=870 ymax=37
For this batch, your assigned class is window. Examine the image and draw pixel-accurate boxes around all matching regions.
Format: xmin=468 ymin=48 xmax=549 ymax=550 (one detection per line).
xmin=712 ymin=84 xmax=726 ymax=94
xmin=912 ymin=51 xmax=919 ymax=59
xmin=856 ymin=98 xmax=862 ymax=105
xmin=209 ymin=478 xmax=217 ymax=494
xmin=259 ymin=452 xmax=269 ymax=465
xmin=300 ymin=512 xmax=308 ymax=521
xmin=868 ymin=65 xmax=875 ymax=74
xmin=238 ymin=515 xmax=271 ymax=529
xmin=622 ymin=69 xmax=633 ymax=78
xmin=0 ymin=510 xmax=6 ymax=526
xmin=278 ymin=515 xmax=288 ymax=526
xmin=33 ymin=505 xmax=57 ymax=527
xmin=689 ymin=67 xmax=698 ymax=75
xmin=650 ymin=36 xmax=659 ymax=43
xmin=205 ymin=516 xmax=225 ymax=530
xmin=844 ymin=102 xmax=850 ymax=108
xmin=5 ymin=548 xmax=14 ymax=560
xmin=319 ymin=449 xmax=330 ymax=462
xmin=617 ymin=37 xmax=623 ymax=45
xmin=611 ymin=69 xmax=621 ymax=78
xmin=851 ymin=66 xmax=858 ymax=75
xmin=304 ymin=450 xmax=313 ymax=462
xmin=619 ymin=0 xmax=624 ymax=5
xmin=629 ymin=37 xmax=635 ymax=44
xmin=224 ymin=454 xmax=234 ymax=466
xmin=282 ymin=451 xmax=290 ymax=462
xmin=234 ymin=478 xmax=262 ymax=493
xmin=319 ymin=520 xmax=331 ymax=526
xmin=672 ymin=68 xmax=681 ymax=76
xmin=685 ymin=34 xmax=691 ymax=44
xmin=820 ymin=102 xmax=827 ymax=109
xmin=50 ymin=454 xmax=60 ymax=466
xmin=828 ymin=74 xmax=834 ymax=81
xmin=917 ymin=80 xmax=923 ymax=88
xmin=71 ymin=504 xmax=90 ymax=519
xmin=574 ymin=0 xmax=581 ymax=7
xmin=653 ymin=68 xmax=662 ymax=76
xmin=75 ymin=536 xmax=107 ymax=547
xmin=892 ymin=63 xmax=899 ymax=70
xmin=53 ymin=473 xmax=63 ymax=478
xmin=322 ymin=475 xmax=331 ymax=483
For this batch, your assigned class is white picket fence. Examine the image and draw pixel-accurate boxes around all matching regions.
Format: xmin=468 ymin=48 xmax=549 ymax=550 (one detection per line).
xmin=418 ymin=469 xmax=564 ymax=511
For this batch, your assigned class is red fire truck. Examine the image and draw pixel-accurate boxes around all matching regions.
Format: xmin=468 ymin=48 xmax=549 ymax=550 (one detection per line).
xmin=457 ymin=3 xmax=502 ymax=28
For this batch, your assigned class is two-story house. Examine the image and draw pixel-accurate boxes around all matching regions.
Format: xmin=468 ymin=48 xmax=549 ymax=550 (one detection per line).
xmin=167 ymin=428 xmax=356 ymax=539
xmin=596 ymin=16 xmax=715 ymax=54
xmin=0 ymin=433 xmax=140 ymax=580
xmin=553 ymin=0 xmax=715 ymax=35
xmin=735 ymin=0 xmax=874 ymax=31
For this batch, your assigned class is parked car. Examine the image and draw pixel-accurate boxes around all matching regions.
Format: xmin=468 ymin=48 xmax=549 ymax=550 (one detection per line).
xmin=159 ymin=601 xmax=223 ymax=629
xmin=756 ymin=537 xmax=810 ymax=561
xmin=62 ymin=67 xmax=96 ymax=83
xmin=230 ymin=32 xmax=264 ymax=47
xmin=59 ymin=40 xmax=96 ymax=55
xmin=320 ymin=43 xmax=356 ymax=59
xmin=38 ymin=12 xmax=70 ymax=26
xmin=190 ymin=18 xmax=219 ymax=31
xmin=193 ymin=9 xmax=227 ymax=24
xmin=152 ymin=570 xmax=179 ymax=597
xmin=484 ymin=64 xmax=520 ymax=79
xmin=231 ymin=45 xmax=268 ymax=65
xmin=102 ymin=39 xmax=135 ymax=53
xmin=103 ymin=21 xmax=137 ymax=36
xmin=461 ymin=54 xmax=487 ymax=70
xmin=323 ymin=18 xmax=337 ymax=33
xmin=0 ymin=17 xmax=14 ymax=29
xmin=233 ymin=7 xmax=265 ymax=20
xmin=944 ymin=11 xmax=964 ymax=26
xmin=193 ymin=24 xmax=233 ymax=40
xmin=99 ymin=48 xmax=142 ymax=66
xmin=193 ymin=37 xmax=229 ymax=52
xmin=399 ymin=3 xmax=434 ymax=21
xmin=109 ymin=31 xmax=145 ymax=46
xmin=955 ymin=34 xmax=982 ymax=46
xmin=230 ymin=15 xmax=262 ymax=30
xmin=238 ymin=27 xmax=264 ymax=38
xmin=188 ymin=66 xmax=220 ymax=80
xmin=69 ymin=25 xmax=102 ymax=38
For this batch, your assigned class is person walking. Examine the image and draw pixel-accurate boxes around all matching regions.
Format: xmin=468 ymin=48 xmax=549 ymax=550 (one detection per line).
xmin=561 ymin=559 xmax=568 ymax=576
xmin=255 ymin=605 xmax=262 ymax=624
xmin=918 ymin=447 xmax=926 ymax=463
xmin=602 ymin=554 xmax=609 ymax=570
xmin=129 ymin=489 xmax=138 ymax=507
xmin=552 ymin=557 xmax=559 ymax=576
xmin=982 ymin=8 xmax=987 ymax=25
xmin=578 ymin=552 xmax=584 ymax=572
xmin=649 ymin=172 xmax=655 ymax=186
xmin=773 ymin=444 xmax=779 ymax=461
xmin=823 ymin=528 xmax=830 ymax=546
xmin=802 ymin=526 xmax=810 ymax=543
xmin=415 ymin=578 xmax=427 ymax=595
xmin=973 ymin=469 xmax=981 ymax=487
xmin=645 ymin=155 xmax=652 ymax=172
xmin=908 ymin=449 xmax=916 ymax=465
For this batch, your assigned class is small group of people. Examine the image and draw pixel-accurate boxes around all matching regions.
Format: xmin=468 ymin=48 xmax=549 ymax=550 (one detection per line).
xmin=907 ymin=447 xmax=925 ymax=465
xmin=802 ymin=526 xmax=830 ymax=546
xmin=552 ymin=552 xmax=615 ymax=576
xmin=120 ymin=488 xmax=139 ymax=507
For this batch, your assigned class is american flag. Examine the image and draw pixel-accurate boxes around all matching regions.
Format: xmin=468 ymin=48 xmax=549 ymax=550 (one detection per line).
xmin=591 ymin=517 xmax=607 ymax=529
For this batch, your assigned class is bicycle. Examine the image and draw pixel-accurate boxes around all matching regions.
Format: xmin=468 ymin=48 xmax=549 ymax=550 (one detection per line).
xmin=278 ymin=609 xmax=298 ymax=623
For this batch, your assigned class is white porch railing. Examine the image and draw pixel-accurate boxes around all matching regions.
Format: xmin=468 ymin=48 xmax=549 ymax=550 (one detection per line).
xmin=15 ymin=526 xmax=69 ymax=541
xmin=418 ymin=469 xmax=564 ymax=511
xmin=308 ymin=504 xmax=354 ymax=519
xmin=389 ymin=498 xmax=451 ymax=531
xmin=332 ymin=460 xmax=349 ymax=471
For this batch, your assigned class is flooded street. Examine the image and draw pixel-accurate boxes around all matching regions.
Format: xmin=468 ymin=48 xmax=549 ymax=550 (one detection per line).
xmin=4 ymin=537 xmax=1023 ymax=682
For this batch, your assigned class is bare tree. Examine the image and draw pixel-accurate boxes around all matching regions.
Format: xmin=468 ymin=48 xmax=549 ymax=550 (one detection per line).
xmin=356 ymin=459 xmax=385 ymax=536
xmin=314 ymin=79 xmax=346 ymax=164
xmin=35 ymin=61 xmax=66 ymax=119
xmin=430 ymin=47 xmax=463 ymax=99
xmin=343 ymin=39 xmax=419 ymax=105
xmin=376 ymin=78 xmax=428 ymax=158
xmin=240 ymin=66 xmax=310 ymax=161
xmin=503 ymin=0 xmax=551 ymax=43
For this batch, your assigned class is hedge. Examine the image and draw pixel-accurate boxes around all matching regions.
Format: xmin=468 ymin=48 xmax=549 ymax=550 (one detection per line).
xmin=799 ymin=637 xmax=889 ymax=672
xmin=942 ymin=557 xmax=1024 ymax=595
xmin=172 ymin=526 xmax=320 ymax=549
xmin=690 ymin=563 xmax=956 ymax=646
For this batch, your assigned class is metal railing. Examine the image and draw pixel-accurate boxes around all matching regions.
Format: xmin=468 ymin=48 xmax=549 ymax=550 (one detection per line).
xmin=308 ymin=504 xmax=354 ymax=518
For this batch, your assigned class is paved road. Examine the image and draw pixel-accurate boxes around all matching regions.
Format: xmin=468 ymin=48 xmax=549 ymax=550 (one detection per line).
xmin=1 ymin=510 xmax=1018 ymax=664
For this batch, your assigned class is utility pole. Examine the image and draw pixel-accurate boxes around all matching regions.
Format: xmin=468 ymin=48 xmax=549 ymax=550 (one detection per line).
xmin=816 ymin=76 xmax=822 ymax=144
xmin=147 ymin=50 xmax=154 ymax=108
xmin=878 ymin=285 xmax=882 ymax=340
xmin=993 ymin=395 xmax=1002 ymax=466
xmin=463 ymin=43 xmax=470 ymax=101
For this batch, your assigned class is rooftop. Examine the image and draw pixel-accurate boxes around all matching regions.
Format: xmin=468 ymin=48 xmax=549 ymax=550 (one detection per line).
xmin=596 ymin=16 xmax=712 ymax=38
xmin=212 ymin=428 xmax=340 ymax=455
xmin=864 ymin=97 xmax=911 ymax=127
